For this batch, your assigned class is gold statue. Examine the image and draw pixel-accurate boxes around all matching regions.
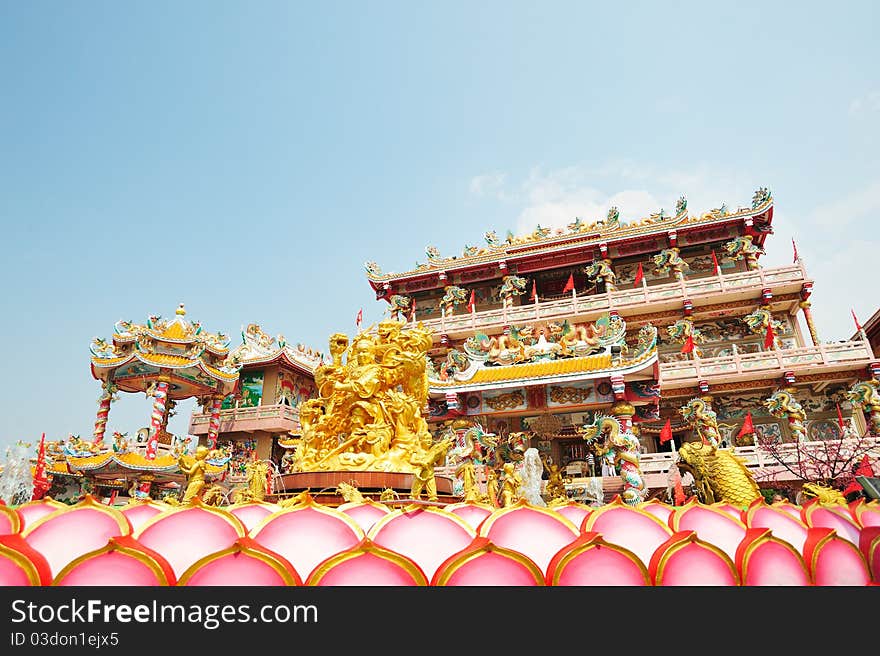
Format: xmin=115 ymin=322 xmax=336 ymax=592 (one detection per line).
xmin=232 ymin=459 xmax=270 ymax=503
xmin=288 ymin=321 xmax=439 ymax=474
xmin=456 ymin=459 xmax=481 ymax=502
xmin=483 ymin=467 xmax=499 ymax=506
xmin=499 ymin=461 xmax=523 ymax=507
xmin=409 ymin=436 xmax=453 ymax=501
xmin=336 ymin=481 xmax=366 ymax=504
xmin=278 ymin=489 xmax=311 ymax=508
xmin=543 ymin=460 xmax=567 ymax=501
xmin=177 ymin=445 xmax=210 ymax=504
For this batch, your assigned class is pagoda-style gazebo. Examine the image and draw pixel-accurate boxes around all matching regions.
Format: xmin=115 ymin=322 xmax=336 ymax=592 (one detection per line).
xmin=83 ymin=304 xmax=241 ymax=495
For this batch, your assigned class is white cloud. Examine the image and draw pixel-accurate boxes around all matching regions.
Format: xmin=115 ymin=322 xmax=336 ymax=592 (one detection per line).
xmin=469 ymin=172 xmax=508 ymax=198
xmin=849 ymin=91 xmax=880 ymax=115
xmin=810 ymin=180 xmax=880 ymax=228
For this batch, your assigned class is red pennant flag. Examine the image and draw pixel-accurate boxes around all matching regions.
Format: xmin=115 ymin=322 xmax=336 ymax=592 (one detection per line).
xmin=680 ymin=333 xmax=695 ymax=354
xmin=409 ymin=301 xmax=416 ymax=322
xmin=737 ymin=412 xmax=755 ymax=438
xmin=836 ymin=403 xmax=846 ymax=432
xmin=633 ymin=262 xmax=644 ymax=286
xmin=356 ymin=308 xmax=363 ymax=329
xmin=711 ymin=250 xmax=720 ymax=275
xmin=852 ymin=308 xmax=863 ymax=333
xmin=467 ymin=289 xmax=476 ymax=313
xmin=659 ymin=418 xmax=673 ymax=444
xmin=763 ymin=322 xmax=775 ymax=349
xmin=562 ymin=273 xmax=575 ymax=294
xmin=31 ymin=433 xmax=50 ymax=500
xmin=530 ymin=279 xmax=537 ymax=301
xmin=792 ymin=238 xmax=799 ymax=263
xmin=673 ymin=469 xmax=686 ymax=506
xmin=843 ymin=454 xmax=876 ymax=496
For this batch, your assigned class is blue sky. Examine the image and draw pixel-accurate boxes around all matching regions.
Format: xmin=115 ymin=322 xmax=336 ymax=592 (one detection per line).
xmin=2 ymin=1 xmax=878 ymax=453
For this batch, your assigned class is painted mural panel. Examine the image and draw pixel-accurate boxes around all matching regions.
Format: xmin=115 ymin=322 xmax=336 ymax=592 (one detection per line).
xmin=481 ymin=389 xmax=526 ymax=414
xmin=276 ymin=369 xmax=316 ymax=408
xmin=547 ymin=381 xmax=594 ymax=407
xmin=223 ymin=371 xmax=263 ymax=409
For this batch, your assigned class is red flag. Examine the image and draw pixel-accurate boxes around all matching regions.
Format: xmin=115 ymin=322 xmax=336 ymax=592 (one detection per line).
xmin=467 ymin=289 xmax=476 ymax=313
xmin=409 ymin=301 xmax=416 ymax=322
xmin=680 ymin=333 xmax=695 ymax=354
xmin=852 ymin=308 xmax=862 ymax=333
xmin=32 ymin=433 xmax=51 ymax=500
xmin=792 ymin=238 xmax=799 ymax=263
xmin=530 ymin=279 xmax=537 ymax=301
xmin=711 ymin=250 xmax=720 ymax=275
xmin=562 ymin=273 xmax=575 ymax=294
xmin=633 ymin=262 xmax=644 ymax=286
xmin=737 ymin=412 xmax=755 ymax=438
xmin=668 ymin=464 xmax=686 ymax=505
xmin=763 ymin=322 xmax=775 ymax=349
xmin=659 ymin=418 xmax=673 ymax=444
xmin=843 ymin=455 xmax=875 ymax=496
xmin=836 ymin=403 xmax=846 ymax=432
xmin=356 ymin=308 xmax=363 ymax=329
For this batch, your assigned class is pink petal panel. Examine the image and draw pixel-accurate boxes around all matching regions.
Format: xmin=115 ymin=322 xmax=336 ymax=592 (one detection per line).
xmin=851 ymin=501 xmax=880 ymax=528
xmin=178 ymin=538 xmax=301 ymax=586
xmin=134 ymin=504 xmax=245 ymax=579
xmin=805 ymin=528 xmax=871 ymax=586
xmin=736 ymin=529 xmax=810 ymax=586
xmin=478 ymin=503 xmax=579 ymax=574
xmin=859 ymin=527 xmax=880 ymax=583
xmin=746 ymin=506 xmax=808 ymax=554
xmin=671 ymin=505 xmax=747 ymax=562
xmin=250 ymin=503 xmax=363 ymax=581
xmin=584 ymin=502 xmax=673 ymax=568
xmin=715 ymin=503 xmax=748 ymax=522
xmin=338 ymin=502 xmax=392 ymax=534
xmin=0 ymin=504 xmax=21 ymax=535
xmin=16 ymin=498 xmax=67 ymax=531
xmin=433 ymin=538 xmax=544 ymax=586
xmin=120 ymin=501 xmax=168 ymax=532
xmin=53 ymin=537 xmax=175 ymax=586
xmin=548 ymin=533 xmax=649 ymax=586
xmin=368 ymin=507 xmax=475 ymax=582
xmin=307 ymin=540 xmax=427 ymax=586
xmin=0 ymin=534 xmax=52 ymax=585
xmin=652 ymin=532 xmax=739 ymax=586
xmin=553 ymin=502 xmax=593 ymax=528
xmin=637 ymin=500 xmax=672 ymax=526
xmin=227 ymin=503 xmax=278 ymax=533
xmin=445 ymin=502 xmax=494 ymax=531
xmin=803 ymin=505 xmax=861 ymax=545
xmin=22 ymin=496 xmax=132 ymax=578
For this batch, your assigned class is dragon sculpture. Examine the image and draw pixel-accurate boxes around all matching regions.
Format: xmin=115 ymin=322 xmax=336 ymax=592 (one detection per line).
xmin=742 ymin=308 xmax=785 ymax=349
xmin=437 ymin=349 xmax=470 ymax=380
xmin=801 ymin=482 xmax=847 ymax=505
xmin=484 ymin=230 xmax=503 ymax=248
xmin=680 ymin=397 xmax=722 ymax=447
xmin=425 ymin=245 xmax=442 ymax=261
xmin=546 ymin=319 xmax=604 ymax=357
xmin=465 ymin=326 xmax=534 ymax=366
xmin=583 ymin=259 xmax=617 ymax=292
xmin=438 ymin=285 xmax=469 ymax=315
xmin=675 ymin=441 xmax=762 ymax=506
xmin=666 ymin=319 xmax=705 ymax=356
xmin=675 ymin=196 xmax=687 ymax=216
xmin=764 ymin=389 xmax=807 ymax=442
xmin=652 ymin=247 xmax=689 ymax=281
xmin=336 ymin=481 xmax=366 ymax=504
xmin=847 ymin=379 xmax=880 ymax=435
xmin=498 ymin=275 xmax=529 ymax=308
xmin=602 ymin=206 xmax=621 ymax=229
xmin=723 ymin=235 xmax=764 ymax=271
xmin=577 ymin=414 xmax=646 ymax=505
xmin=752 ymin=186 xmax=772 ymax=208
xmin=452 ymin=422 xmax=499 ymax=467
xmin=387 ymin=294 xmax=413 ymax=321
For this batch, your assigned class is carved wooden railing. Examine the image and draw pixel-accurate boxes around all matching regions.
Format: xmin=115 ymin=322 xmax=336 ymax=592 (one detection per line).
xmin=417 ymin=263 xmax=811 ymax=335
xmin=659 ymin=338 xmax=875 ymax=386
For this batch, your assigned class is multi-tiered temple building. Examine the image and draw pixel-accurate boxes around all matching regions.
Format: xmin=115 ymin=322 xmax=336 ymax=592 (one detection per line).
xmin=363 ymin=188 xmax=879 ymax=502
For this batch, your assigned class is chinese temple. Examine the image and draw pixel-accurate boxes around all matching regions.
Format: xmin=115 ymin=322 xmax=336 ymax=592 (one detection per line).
xmin=365 ymin=188 xmax=880 ymax=504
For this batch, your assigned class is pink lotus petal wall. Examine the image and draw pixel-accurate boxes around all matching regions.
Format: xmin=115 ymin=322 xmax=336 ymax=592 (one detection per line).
xmin=1 ymin=497 xmax=878 ymax=585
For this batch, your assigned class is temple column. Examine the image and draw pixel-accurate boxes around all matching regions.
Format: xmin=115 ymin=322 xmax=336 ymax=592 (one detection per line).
xmin=92 ymin=381 xmax=117 ymax=444
xmin=207 ymin=393 xmax=224 ymax=449
xmin=146 ymin=376 xmax=170 ymax=460
xmin=610 ymin=400 xmax=635 ymax=432
xmin=799 ymin=300 xmax=820 ymax=346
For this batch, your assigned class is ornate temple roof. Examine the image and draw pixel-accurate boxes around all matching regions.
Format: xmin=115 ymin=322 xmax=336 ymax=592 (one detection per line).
xmin=227 ymin=323 xmax=323 ymax=374
xmin=89 ymin=304 xmax=241 ymax=398
xmin=365 ymin=188 xmax=773 ymax=285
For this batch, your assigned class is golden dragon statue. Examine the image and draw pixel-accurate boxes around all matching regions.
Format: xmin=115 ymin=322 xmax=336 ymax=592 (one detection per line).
xmin=764 ymin=389 xmax=807 ymax=442
xmin=675 ymin=441 xmax=762 ymax=506
xmin=801 ymin=482 xmax=847 ymax=505
xmin=577 ymin=414 xmax=646 ymax=505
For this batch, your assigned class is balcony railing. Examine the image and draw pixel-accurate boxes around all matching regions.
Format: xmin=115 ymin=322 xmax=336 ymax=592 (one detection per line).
xmin=417 ymin=262 xmax=810 ymax=336
xmin=188 ymin=403 xmax=301 ymax=434
xmin=659 ymin=338 xmax=875 ymax=387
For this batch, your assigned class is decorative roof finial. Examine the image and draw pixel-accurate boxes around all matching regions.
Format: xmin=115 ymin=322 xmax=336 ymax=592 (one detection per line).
xmin=176 ymin=303 xmax=186 ymax=316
